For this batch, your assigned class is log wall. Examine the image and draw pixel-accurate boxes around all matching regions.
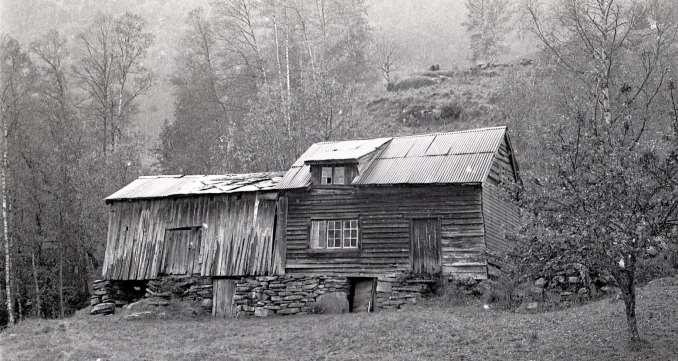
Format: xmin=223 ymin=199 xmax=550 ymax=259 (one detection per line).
xmin=283 ymin=185 xmax=488 ymax=279
xmin=102 ymin=192 xmax=283 ymax=280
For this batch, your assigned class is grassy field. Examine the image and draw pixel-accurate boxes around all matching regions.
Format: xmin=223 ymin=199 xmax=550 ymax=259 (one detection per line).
xmin=1 ymin=276 xmax=677 ymax=361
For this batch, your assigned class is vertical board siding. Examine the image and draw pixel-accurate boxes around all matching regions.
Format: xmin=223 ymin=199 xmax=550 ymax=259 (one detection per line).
xmin=284 ymin=185 xmax=487 ymax=278
xmin=482 ymin=137 xmax=520 ymax=274
xmin=102 ymin=192 xmax=283 ymax=280
xmin=481 ymin=182 xmax=520 ymax=266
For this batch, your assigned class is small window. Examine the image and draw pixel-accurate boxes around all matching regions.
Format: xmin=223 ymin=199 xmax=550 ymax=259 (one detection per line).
xmin=321 ymin=167 xmax=333 ymax=184
xmin=319 ymin=166 xmax=346 ymax=185
xmin=310 ymin=219 xmax=359 ymax=249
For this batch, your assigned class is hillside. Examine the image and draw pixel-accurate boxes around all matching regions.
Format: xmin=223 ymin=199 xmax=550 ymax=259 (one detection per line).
xmin=1 ymin=275 xmax=676 ymax=361
xmin=358 ymin=60 xmax=535 ymax=139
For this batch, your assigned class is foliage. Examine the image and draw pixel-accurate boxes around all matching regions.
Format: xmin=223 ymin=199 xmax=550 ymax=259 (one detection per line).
xmin=156 ymin=0 xmax=374 ymax=174
xmin=1 ymin=19 xmax=149 ymax=324
xmin=462 ymin=0 xmax=513 ymax=64
xmin=510 ymin=0 xmax=678 ymax=341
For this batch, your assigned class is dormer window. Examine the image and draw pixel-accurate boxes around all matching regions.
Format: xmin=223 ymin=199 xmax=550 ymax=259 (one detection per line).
xmin=321 ymin=166 xmax=346 ymax=185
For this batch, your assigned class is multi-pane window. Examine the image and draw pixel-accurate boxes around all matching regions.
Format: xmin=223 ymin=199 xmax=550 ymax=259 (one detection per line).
xmin=310 ymin=219 xmax=359 ymax=249
xmin=320 ymin=166 xmax=346 ymax=185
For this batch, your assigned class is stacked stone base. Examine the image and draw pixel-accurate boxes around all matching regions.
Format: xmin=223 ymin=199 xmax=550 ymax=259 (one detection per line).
xmin=233 ymin=273 xmax=438 ymax=317
xmin=91 ymin=273 xmax=444 ymax=318
xmin=90 ymin=275 xmax=213 ymax=316
xmin=234 ymin=275 xmax=350 ymax=317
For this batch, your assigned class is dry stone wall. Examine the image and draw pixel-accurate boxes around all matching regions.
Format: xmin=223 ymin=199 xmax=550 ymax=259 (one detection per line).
xmin=233 ymin=275 xmax=350 ymax=317
xmin=92 ymin=273 xmax=441 ymax=318
xmin=90 ymin=275 xmax=213 ymax=316
xmin=233 ymin=273 xmax=437 ymax=317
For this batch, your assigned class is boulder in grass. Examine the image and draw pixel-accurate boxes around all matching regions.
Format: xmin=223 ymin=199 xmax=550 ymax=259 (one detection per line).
xmin=200 ymin=298 xmax=212 ymax=310
xmin=316 ymin=292 xmax=349 ymax=314
xmin=254 ymin=307 xmax=272 ymax=317
xmin=90 ymin=302 xmax=115 ymax=315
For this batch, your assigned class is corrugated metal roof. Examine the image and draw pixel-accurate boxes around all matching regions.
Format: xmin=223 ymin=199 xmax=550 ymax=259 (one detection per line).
xmin=277 ymin=126 xmax=508 ymax=189
xmin=292 ymin=138 xmax=391 ymax=166
xmin=106 ymin=172 xmax=285 ymax=202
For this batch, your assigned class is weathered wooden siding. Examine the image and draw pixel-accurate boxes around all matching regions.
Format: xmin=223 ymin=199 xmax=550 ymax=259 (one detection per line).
xmin=102 ymin=192 xmax=284 ymax=280
xmin=487 ymin=136 xmax=517 ymax=185
xmin=284 ymin=185 xmax=487 ymax=278
xmin=482 ymin=135 xmax=520 ymax=276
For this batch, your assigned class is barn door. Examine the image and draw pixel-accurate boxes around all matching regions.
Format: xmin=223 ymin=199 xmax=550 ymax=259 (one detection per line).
xmin=160 ymin=227 xmax=202 ymax=275
xmin=411 ymin=218 xmax=441 ymax=274
xmin=212 ymin=279 xmax=236 ymax=317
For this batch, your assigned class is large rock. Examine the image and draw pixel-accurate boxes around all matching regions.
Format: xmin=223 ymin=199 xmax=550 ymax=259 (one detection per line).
xmin=254 ymin=307 xmax=272 ymax=317
xmin=534 ymin=278 xmax=547 ymax=288
xmin=90 ymin=302 xmax=115 ymax=315
xmin=316 ymin=292 xmax=349 ymax=314
xmin=200 ymin=298 xmax=212 ymax=310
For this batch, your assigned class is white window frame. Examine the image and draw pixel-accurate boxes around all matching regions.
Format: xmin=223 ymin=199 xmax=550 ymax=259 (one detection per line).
xmin=319 ymin=166 xmax=346 ymax=185
xmin=310 ymin=219 xmax=359 ymax=250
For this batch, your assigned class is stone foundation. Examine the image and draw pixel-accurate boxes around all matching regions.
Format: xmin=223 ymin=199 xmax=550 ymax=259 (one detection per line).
xmin=233 ymin=273 xmax=438 ymax=317
xmin=92 ymin=273 xmax=443 ymax=318
xmin=233 ymin=274 xmax=351 ymax=317
xmin=90 ymin=275 xmax=214 ymax=316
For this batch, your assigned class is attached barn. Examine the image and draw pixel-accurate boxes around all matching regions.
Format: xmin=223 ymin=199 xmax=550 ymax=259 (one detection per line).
xmin=96 ymin=172 xmax=285 ymax=316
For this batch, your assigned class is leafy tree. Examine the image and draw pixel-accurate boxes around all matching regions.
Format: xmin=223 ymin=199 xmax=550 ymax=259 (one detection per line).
xmin=516 ymin=0 xmax=678 ymax=343
xmin=463 ymin=0 xmax=513 ymax=64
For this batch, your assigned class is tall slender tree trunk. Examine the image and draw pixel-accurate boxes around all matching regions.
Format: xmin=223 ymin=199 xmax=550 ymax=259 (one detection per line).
xmin=31 ymin=252 xmax=41 ymax=318
xmin=284 ymin=6 xmax=293 ymax=140
xmin=59 ymin=234 xmax=64 ymax=319
xmin=2 ymin=119 xmax=14 ymax=326
xmin=271 ymin=4 xmax=291 ymax=142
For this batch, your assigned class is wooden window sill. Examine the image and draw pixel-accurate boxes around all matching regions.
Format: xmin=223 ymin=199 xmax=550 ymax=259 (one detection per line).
xmin=306 ymin=249 xmax=361 ymax=257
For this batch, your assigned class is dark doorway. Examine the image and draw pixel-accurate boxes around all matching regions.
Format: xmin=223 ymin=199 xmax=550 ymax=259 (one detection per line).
xmin=411 ymin=218 xmax=441 ymax=274
xmin=348 ymin=278 xmax=376 ymax=313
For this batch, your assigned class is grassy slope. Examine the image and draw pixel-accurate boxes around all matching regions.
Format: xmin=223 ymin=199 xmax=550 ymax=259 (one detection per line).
xmin=353 ymin=63 xmax=532 ymax=142
xmin=1 ymin=276 xmax=677 ymax=361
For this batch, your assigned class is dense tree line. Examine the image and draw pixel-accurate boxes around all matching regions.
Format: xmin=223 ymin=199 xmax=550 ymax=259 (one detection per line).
xmin=0 ymin=12 xmax=151 ymax=324
xmin=1 ymin=1 xmax=677 ymax=348
xmin=156 ymin=0 xmax=377 ymax=174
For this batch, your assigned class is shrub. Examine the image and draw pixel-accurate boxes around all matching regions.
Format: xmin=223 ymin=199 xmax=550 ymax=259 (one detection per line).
xmin=637 ymin=244 xmax=678 ymax=284
xmin=387 ymin=76 xmax=436 ymax=92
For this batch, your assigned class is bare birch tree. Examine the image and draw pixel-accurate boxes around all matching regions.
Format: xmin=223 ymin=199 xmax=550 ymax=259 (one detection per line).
xmin=74 ymin=13 xmax=153 ymax=156
xmin=0 ymin=36 xmax=35 ymax=326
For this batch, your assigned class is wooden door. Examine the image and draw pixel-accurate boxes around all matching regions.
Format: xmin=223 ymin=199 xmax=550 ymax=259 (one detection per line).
xmin=411 ymin=218 xmax=441 ymax=274
xmin=160 ymin=227 xmax=202 ymax=275
xmin=212 ymin=279 xmax=236 ymax=317
xmin=351 ymin=279 xmax=375 ymax=313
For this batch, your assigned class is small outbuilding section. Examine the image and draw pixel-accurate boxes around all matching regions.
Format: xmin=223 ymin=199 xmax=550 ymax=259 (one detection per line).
xmin=98 ymin=172 xmax=285 ymax=316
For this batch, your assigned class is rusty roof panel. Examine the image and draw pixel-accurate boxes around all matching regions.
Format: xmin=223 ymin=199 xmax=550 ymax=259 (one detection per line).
xmin=106 ymin=172 xmax=284 ymax=202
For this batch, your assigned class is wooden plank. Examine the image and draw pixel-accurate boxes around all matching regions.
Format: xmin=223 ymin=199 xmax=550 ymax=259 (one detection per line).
xmin=212 ymin=278 xmax=236 ymax=317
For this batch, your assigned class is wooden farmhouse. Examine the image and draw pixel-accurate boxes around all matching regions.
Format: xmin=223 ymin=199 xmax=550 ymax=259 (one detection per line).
xmin=95 ymin=126 xmax=520 ymax=317
xmin=277 ymin=125 xmax=520 ymax=281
